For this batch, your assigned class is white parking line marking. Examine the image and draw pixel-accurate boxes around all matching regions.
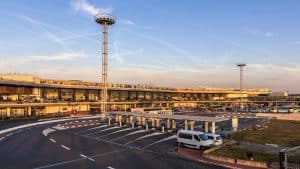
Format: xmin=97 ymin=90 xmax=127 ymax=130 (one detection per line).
xmin=50 ymin=138 xmax=56 ymax=143
xmin=125 ymin=132 xmax=164 ymax=145
xmin=0 ymin=137 xmax=5 ymax=141
xmin=110 ymin=130 xmax=147 ymax=141
xmin=143 ymin=135 xmax=177 ymax=149
xmin=87 ymin=157 xmax=95 ymax=162
xmin=6 ymin=133 xmax=13 ymax=137
xmin=99 ymin=128 xmax=135 ymax=138
xmin=61 ymin=145 xmax=70 ymax=151
xmin=137 ymin=132 xmax=164 ymax=140
xmin=42 ymin=128 xmax=56 ymax=136
xmin=107 ymin=166 xmax=115 ymax=169
xmin=80 ymin=154 xmax=88 ymax=158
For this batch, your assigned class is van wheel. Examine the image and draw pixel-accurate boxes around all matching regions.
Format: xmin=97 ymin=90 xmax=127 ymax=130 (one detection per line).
xmin=199 ymin=146 xmax=204 ymax=151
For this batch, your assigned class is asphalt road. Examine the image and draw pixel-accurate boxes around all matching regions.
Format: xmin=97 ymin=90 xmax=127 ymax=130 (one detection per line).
xmin=0 ymin=118 xmax=226 ymax=169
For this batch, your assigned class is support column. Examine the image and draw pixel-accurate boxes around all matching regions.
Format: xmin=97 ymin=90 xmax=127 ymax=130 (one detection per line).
xmin=7 ymin=108 xmax=11 ymax=117
xmin=161 ymin=126 xmax=165 ymax=133
xmin=145 ymin=122 xmax=149 ymax=131
xmin=151 ymin=118 xmax=155 ymax=127
xmin=138 ymin=116 xmax=142 ymax=125
xmin=190 ymin=121 xmax=195 ymax=131
xmin=205 ymin=121 xmax=209 ymax=133
xmin=142 ymin=117 xmax=146 ymax=125
xmin=232 ymin=116 xmax=238 ymax=132
xmin=115 ymin=115 xmax=119 ymax=122
xmin=167 ymin=119 xmax=171 ymax=129
xmin=27 ymin=107 xmax=32 ymax=116
xmin=129 ymin=116 xmax=134 ymax=123
xmin=156 ymin=119 xmax=161 ymax=128
xmin=184 ymin=120 xmax=188 ymax=130
xmin=211 ymin=121 xmax=216 ymax=134
xmin=172 ymin=119 xmax=176 ymax=129
xmin=119 ymin=115 xmax=123 ymax=127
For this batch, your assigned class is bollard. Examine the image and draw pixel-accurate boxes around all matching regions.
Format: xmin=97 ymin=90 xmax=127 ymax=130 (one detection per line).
xmin=162 ymin=126 xmax=165 ymax=133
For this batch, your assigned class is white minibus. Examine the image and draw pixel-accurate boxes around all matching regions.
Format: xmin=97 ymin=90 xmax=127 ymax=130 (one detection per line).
xmin=177 ymin=130 xmax=213 ymax=150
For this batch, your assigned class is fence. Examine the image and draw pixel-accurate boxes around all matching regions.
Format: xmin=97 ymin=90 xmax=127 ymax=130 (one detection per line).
xmin=204 ymin=154 xmax=268 ymax=168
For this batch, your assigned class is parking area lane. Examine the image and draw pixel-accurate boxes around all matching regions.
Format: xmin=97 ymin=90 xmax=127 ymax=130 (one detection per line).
xmin=0 ymin=126 xmax=80 ymax=169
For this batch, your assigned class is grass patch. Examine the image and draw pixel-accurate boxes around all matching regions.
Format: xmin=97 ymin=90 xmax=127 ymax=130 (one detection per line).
xmin=230 ymin=119 xmax=300 ymax=147
xmin=210 ymin=146 xmax=277 ymax=162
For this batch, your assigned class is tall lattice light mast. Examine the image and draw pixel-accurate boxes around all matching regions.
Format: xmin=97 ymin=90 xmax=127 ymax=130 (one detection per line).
xmin=95 ymin=14 xmax=115 ymax=115
xmin=237 ymin=63 xmax=246 ymax=109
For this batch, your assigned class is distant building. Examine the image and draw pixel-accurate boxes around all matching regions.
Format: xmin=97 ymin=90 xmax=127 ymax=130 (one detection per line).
xmin=0 ymin=74 xmax=270 ymax=118
xmin=270 ymin=91 xmax=289 ymax=97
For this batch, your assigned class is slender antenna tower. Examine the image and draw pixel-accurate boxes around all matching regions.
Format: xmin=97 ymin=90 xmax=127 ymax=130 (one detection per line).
xmin=95 ymin=14 xmax=116 ymax=115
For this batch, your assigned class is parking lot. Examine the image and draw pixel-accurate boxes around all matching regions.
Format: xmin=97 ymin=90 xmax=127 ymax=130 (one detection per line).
xmin=0 ymin=117 xmax=227 ymax=169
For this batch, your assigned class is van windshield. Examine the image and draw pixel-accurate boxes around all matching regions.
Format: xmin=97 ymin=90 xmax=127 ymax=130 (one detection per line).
xmin=199 ymin=134 xmax=208 ymax=141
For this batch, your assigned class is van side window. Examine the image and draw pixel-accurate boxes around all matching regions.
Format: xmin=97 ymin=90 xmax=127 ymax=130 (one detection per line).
xmin=194 ymin=135 xmax=200 ymax=141
xmin=207 ymin=136 xmax=214 ymax=140
xmin=179 ymin=133 xmax=192 ymax=139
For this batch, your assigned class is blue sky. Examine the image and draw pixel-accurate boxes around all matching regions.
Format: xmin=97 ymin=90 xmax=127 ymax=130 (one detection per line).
xmin=0 ymin=0 xmax=300 ymax=92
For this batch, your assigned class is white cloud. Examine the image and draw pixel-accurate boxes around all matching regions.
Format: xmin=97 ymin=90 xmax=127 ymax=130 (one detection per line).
xmin=44 ymin=31 xmax=65 ymax=46
xmin=27 ymin=51 xmax=87 ymax=62
xmin=72 ymin=0 xmax=112 ymax=16
xmin=119 ymin=19 xmax=135 ymax=25
xmin=21 ymin=15 xmax=98 ymax=42
xmin=0 ymin=51 xmax=87 ymax=67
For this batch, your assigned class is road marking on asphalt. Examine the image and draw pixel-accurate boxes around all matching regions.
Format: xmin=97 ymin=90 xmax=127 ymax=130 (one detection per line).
xmin=99 ymin=126 xmax=120 ymax=132
xmin=125 ymin=132 xmax=164 ymax=145
xmin=76 ymin=124 xmax=108 ymax=135
xmin=50 ymin=138 xmax=56 ymax=143
xmin=0 ymin=137 xmax=5 ymax=141
xmin=87 ymin=157 xmax=95 ymax=162
xmin=99 ymin=127 xmax=135 ymax=138
xmin=107 ymin=166 xmax=115 ymax=169
xmin=61 ymin=144 xmax=71 ymax=151
xmin=6 ymin=133 xmax=13 ymax=137
xmin=80 ymin=154 xmax=88 ymax=158
xmin=35 ymin=149 xmax=124 ymax=169
xmin=110 ymin=130 xmax=147 ymax=141
xmin=42 ymin=128 xmax=56 ymax=136
xmin=143 ymin=135 xmax=177 ymax=149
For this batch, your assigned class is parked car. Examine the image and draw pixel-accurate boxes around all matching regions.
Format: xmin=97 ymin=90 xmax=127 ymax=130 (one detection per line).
xmin=205 ymin=133 xmax=223 ymax=146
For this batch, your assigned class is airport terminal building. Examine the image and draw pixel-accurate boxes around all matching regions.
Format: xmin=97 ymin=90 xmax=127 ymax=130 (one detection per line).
xmin=0 ymin=74 xmax=270 ymax=118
